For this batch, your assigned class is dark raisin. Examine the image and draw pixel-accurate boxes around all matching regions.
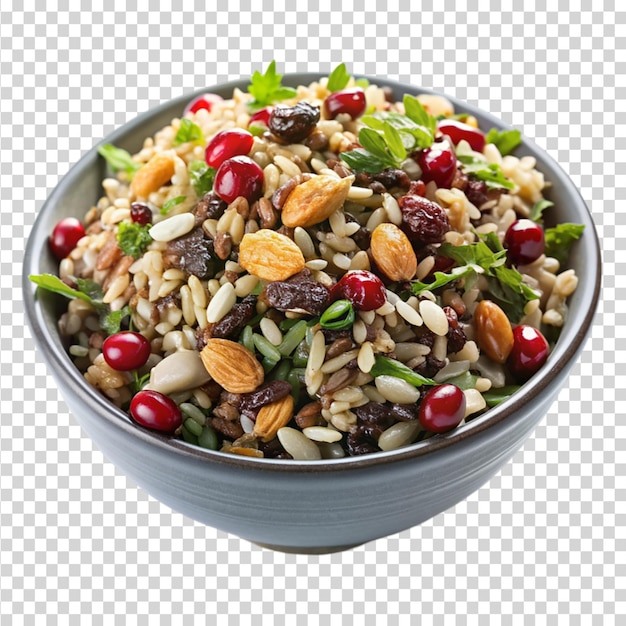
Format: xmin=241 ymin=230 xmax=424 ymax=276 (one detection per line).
xmin=353 ymin=402 xmax=395 ymax=440
xmin=264 ymin=270 xmax=330 ymax=315
xmin=193 ymin=191 xmax=227 ymax=226
xmin=258 ymin=437 xmax=293 ymax=459
xmin=210 ymin=295 xmax=257 ymax=339
xmin=389 ymin=403 xmax=420 ymax=422
xmin=268 ymin=102 xmax=320 ymax=143
xmin=443 ymin=306 xmax=467 ymax=354
xmin=398 ymin=194 xmax=451 ymax=246
xmin=346 ymin=429 xmax=379 ymax=456
xmin=239 ymin=380 xmax=293 ymax=417
xmin=162 ymin=227 xmax=223 ymax=279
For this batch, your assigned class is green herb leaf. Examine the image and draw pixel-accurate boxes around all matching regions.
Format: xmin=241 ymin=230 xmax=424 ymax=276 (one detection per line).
xmin=544 ymin=223 xmax=585 ymax=265
xmin=354 ymin=77 xmax=369 ymax=89
xmin=340 ymin=148 xmax=392 ymax=174
xmin=444 ymin=371 xmax=480 ymax=391
xmin=458 ymin=156 xmax=515 ymax=190
xmin=97 ymin=144 xmax=142 ymax=178
xmin=403 ymin=95 xmax=437 ymax=135
xmin=247 ymin=60 xmax=297 ymax=110
xmin=160 ymin=195 xmax=186 ymax=215
xmin=530 ymin=199 xmax=554 ymax=223
xmin=75 ymin=277 xmax=104 ymax=302
xmin=131 ymin=370 xmax=152 ymax=394
xmin=370 ymin=356 xmax=436 ymax=387
xmin=485 ymin=128 xmax=522 ymax=156
xmin=411 ymin=265 xmax=480 ymax=296
xmin=100 ymin=304 xmax=132 ymax=335
xmin=188 ymin=160 xmax=216 ymax=197
xmin=327 ymin=62 xmax=351 ymax=92
xmin=320 ymin=299 xmax=355 ymax=331
xmin=117 ymin=221 xmax=153 ymax=260
xmin=483 ymin=384 xmax=521 ymax=407
xmin=29 ymin=273 xmax=94 ymax=304
xmin=173 ymin=118 xmax=204 ymax=146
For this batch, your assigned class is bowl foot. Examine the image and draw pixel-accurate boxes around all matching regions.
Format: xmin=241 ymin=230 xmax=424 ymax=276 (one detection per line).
xmin=252 ymin=541 xmax=362 ymax=555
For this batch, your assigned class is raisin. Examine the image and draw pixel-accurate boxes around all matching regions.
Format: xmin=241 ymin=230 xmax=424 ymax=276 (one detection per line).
xmin=210 ymin=295 xmax=257 ymax=339
xmin=193 ymin=191 xmax=227 ymax=226
xmin=162 ymin=227 xmax=223 ymax=279
xmin=268 ymin=102 xmax=320 ymax=143
xmin=238 ymin=380 xmax=293 ymax=417
xmin=264 ymin=270 xmax=330 ymax=315
xmin=353 ymin=402 xmax=395 ymax=440
xmin=389 ymin=403 xmax=420 ymax=422
xmin=398 ymin=194 xmax=451 ymax=246
xmin=346 ymin=429 xmax=379 ymax=456
xmin=443 ymin=306 xmax=467 ymax=354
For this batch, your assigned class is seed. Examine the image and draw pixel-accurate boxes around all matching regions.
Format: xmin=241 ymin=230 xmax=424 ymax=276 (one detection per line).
xmin=277 ymin=427 xmax=322 ymax=460
xmin=260 ymin=317 xmax=283 ymax=346
xmin=321 ymin=349 xmax=359 ymax=374
xmin=419 ymin=299 xmax=449 ymax=336
xmin=463 ymin=388 xmax=487 ymax=418
xmin=374 ymin=375 xmax=420 ymax=404
xmin=332 ymin=386 xmax=365 ymax=404
xmin=206 ymin=282 xmax=236 ymax=324
xmin=378 ymin=422 xmax=422 ymax=452
xmin=382 ymin=193 xmax=402 ymax=225
xmin=294 ymin=226 xmax=316 ymax=259
xmin=357 ymin=341 xmax=376 ymax=373
xmin=253 ymin=333 xmax=282 ymax=362
xmin=347 ymin=186 xmax=374 ymax=201
xmin=395 ymin=299 xmax=424 ymax=327
xmin=149 ymin=212 xmax=195 ymax=242
xmin=302 ymin=426 xmax=343 ymax=443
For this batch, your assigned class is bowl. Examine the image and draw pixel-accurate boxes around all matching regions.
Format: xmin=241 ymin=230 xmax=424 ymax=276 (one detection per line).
xmin=23 ymin=73 xmax=601 ymax=553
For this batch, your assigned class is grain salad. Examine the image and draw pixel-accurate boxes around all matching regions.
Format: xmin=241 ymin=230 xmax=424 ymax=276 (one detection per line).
xmin=31 ymin=62 xmax=585 ymax=460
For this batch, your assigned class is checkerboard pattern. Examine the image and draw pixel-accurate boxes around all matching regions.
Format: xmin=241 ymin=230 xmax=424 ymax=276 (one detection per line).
xmin=2 ymin=2 xmax=623 ymax=623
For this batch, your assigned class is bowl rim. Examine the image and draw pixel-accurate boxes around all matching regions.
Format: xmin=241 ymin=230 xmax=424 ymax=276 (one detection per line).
xmin=23 ymin=72 xmax=602 ymax=473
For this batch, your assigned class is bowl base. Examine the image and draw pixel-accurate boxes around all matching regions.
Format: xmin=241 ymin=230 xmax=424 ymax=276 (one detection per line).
xmin=252 ymin=541 xmax=362 ymax=555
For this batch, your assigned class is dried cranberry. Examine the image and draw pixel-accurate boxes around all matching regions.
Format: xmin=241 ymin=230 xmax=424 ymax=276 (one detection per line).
xmin=249 ymin=106 xmax=274 ymax=127
xmin=102 ymin=331 xmax=151 ymax=371
xmin=330 ymin=270 xmax=387 ymax=311
xmin=130 ymin=202 xmax=152 ymax=225
xmin=418 ymin=384 xmax=466 ymax=433
xmin=205 ymin=128 xmax=254 ymax=169
xmin=437 ymin=119 xmax=486 ymax=152
xmin=323 ymin=88 xmax=366 ymax=120
xmin=213 ymin=156 xmax=264 ymax=204
xmin=504 ymin=219 xmax=545 ymax=266
xmin=398 ymin=194 xmax=451 ymax=245
xmin=507 ymin=325 xmax=549 ymax=382
xmin=130 ymin=390 xmax=182 ymax=434
xmin=49 ymin=217 xmax=85 ymax=260
xmin=184 ymin=93 xmax=223 ymax=115
xmin=268 ymin=102 xmax=320 ymax=143
xmin=416 ymin=145 xmax=457 ymax=188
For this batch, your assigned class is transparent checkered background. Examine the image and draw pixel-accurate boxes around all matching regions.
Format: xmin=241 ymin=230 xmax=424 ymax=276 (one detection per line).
xmin=1 ymin=2 xmax=624 ymax=623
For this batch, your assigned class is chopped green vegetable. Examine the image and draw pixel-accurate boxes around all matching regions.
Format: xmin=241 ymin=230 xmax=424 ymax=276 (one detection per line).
xmin=97 ymin=144 xmax=142 ymax=178
xmin=160 ymin=195 xmax=186 ymax=215
xmin=188 ymin=160 xmax=216 ymax=197
xmin=320 ymin=299 xmax=355 ymax=331
xmin=443 ymin=371 xmax=479 ymax=391
xmin=529 ymin=199 xmax=554 ymax=223
xmin=457 ymin=154 xmax=515 ymax=190
xmin=485 ymin=128 xmax=522 ymax=156
xmin=370 ymin=356 xmax=436 ymax=387
xmin=116 ymin=221 xmax=153 ymax=260
xmin=247 ymin=60 xmax=297 ymax=111
xmin=29 ymin=273 xmax=94 ymax=304
xmin=327 ymin=62 xmax=351 ymax=92
xmin=544 ymin=223 xmax=585 ymax=265
xmin=173 ymin=118 xmax=204 ymax=146
xmin=483 ymin=385 xmax=521 ymax=407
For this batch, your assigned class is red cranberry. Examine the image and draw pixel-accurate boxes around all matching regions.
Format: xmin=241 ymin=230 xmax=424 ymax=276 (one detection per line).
xmin=49 ymin=217 xmax=85 ymax=260
xmin=102 ymin=331 xmax=151 ymax=371
xmin=205 ymin=129 xmax=254 ymax=169
xmin=213 ymin=156 xmax=264 ymax=204
xmin=130 ymin=390 xmax=182 ymax=434
xmin=507 ymin=325 xmax=549 ymax=382
xmin=437 ymin=119 xmax=486 ymax=152
xmin=418 ymin=384 xmax=467 ymax=433
xmin=249 ymin=106 xmax=274 ymax=127
xmin=323 ymin=88 xmax=367 ymax=120
xmin=184 ymin=93 xmax=223 ymax=115
xmin=416 ymin=145 xmax=457 ymax=189
xmin=504 ymin=219 xmax=545 ymax=265
xmin=130 ymin=202 xmax=153 ymax=225
xmin=330 ymin=270 xmax=387 ymax=311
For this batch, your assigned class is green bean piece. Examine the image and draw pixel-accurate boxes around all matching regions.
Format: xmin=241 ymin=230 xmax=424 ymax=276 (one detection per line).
xmin=253 ymin=333 xmax=282 ymax=362
xmin=179 ymin=402 xmax=207 ymax=426
xmin=292 ymin=340 xmax=310 ymax=368
xmin=198 ymin=425 xmax=219 ymax=450
xmin=184 ymin=417 xmax=203 ymax=437
xmin=320 ymin=299 xmax=355 ymax=330
xmin=262 ymin=355 xmax=279 ymax=374
xmin=287 ymin=367 xmax=303 ymax=401
xmin=241 ymin=325 xmax=255 ymax=354
xmin=278 ymin=320 xmax=308 ymax=356
xmin=279 ymin=318 xmax=300 ymax=332
xmin=269 ymin=359 xmax=292 ymax=381
xmin=181 ymin=423 xmax=199 ymax=445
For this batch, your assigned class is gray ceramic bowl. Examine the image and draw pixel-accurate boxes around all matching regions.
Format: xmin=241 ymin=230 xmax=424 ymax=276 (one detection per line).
xmin=23 ymin=74 xmax=600 ymax=553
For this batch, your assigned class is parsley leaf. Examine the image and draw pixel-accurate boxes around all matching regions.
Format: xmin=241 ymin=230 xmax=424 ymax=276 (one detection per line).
xmin=338 ymin=148 xmax=391 ymax=174
xmin=411 ymin=265 xmax=481 ymax=296
xmin=370 ymin=356 xmax=436 ymax=387
xmin=75 ymin=277 xmax=104 ymax=301
xmin=327 ymin=63 xmax=351 ymax=92
xmin=98 ymin=144 xmax=142 ymax=178
xmin=29 ymin=273 xmax=94 ymax=304
xmin=457 ymin=154 xmax=515 ymax=190
xmin=402 ymin=95 xmax=437 ymax=136
xmin=544 ymin=223 xmax=585 ymax=265
xmin=188 ymin=160 xmax=216 ymax=197
xmin=529 ymin=199 xmax=554 ymax=223
xmin=173 ymin=118 xmax=204 ymax=146
xmin=247 ymin=60 xmax=297 ymax=111
xmin=485 ymin=128 xmax=522 ymax=156
xmin=100 ymin=305 xmax=132 ymax=335
xmin=117 ymin=221 xmax=153 ymax=260
xmin=160 ymin=195 xmax=186 ymax=215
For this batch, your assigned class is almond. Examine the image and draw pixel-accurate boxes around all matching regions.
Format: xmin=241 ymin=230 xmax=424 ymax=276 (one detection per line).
xmin=473 ymin=300 xmax=514 ymax=364
xmin=370 ymin=222 xmax=417 ymax=282
xmin=238 ymin=229 xmax=305 ymax=281
xmin=281 ymin=174 xmax=354 ymax=228
xmin=200 ymin=338 xmax=264 ymax=393
xmin=131 ymin=153 xmax=176 ymax=198
xmin=253 ymin=395 xmax=295 ymax=442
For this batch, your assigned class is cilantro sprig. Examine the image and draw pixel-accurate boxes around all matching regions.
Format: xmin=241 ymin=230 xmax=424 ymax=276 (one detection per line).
xmin=327 ymin=63 xmax=351 ymax=92
xmin=98 ymin=144 xmax=142 ymax=178
xmin=485 ymin=128 xmax=522 ymax=156
xmin=247 ymin=60 xmax=297 ymax=111
xmin=117 ymin=221 xmax=153 ymax=259
xmin=544 ymin=223 xmax=585 ymax=264
xmin=160 ymin=195 xmax=186 ymax=215
xmin=173 ymin=118 xmax=204 ymax=146
xmin=188 ymin=160 xmax=216 ymax=197
xmin=455 ymin=141 xmax=515 ymax=190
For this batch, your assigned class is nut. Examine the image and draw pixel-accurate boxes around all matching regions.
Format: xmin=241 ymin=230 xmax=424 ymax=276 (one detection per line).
xmin=238 ymin=229 xmax=305 ymax=281
xmin=130 ymin=153 xmax=176 ymax=198
xmin=200 ymin=338 xmax=264 ymax=393
xmin=253 ymin=395 xmax=295 ymax=442
xmin=370 ymin=222 xmax=417 ymax=282
xmin=294 ymin=401 xmax=324 ymax=429
xmin=280 ymin=174 xmax=354 ymax=228
xmin=473 ymin=299 xmax=514 ymax=364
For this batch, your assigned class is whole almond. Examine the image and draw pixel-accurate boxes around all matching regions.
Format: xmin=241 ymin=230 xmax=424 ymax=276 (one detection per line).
xmin=131 ymin=153 xmax=176 ymax=198
xmin=473 ymin=300 xmax=514 ymax=364
xmin=238 ymin=229 xmax=305 ymax=281
xmin=370 ymin=222 xmax=417 ymax=282
xmin=253 ymin=395 xmax=295 ymax=442
xmin=281 ymin=174 xmax=354 ymax=228
xmin=200 ymin=338 xmax=264 ymax=393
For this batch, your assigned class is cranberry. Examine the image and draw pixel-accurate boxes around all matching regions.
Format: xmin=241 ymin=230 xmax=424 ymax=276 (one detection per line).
xmin=249 ymin=106 xmax=274 ymax=127
xmin=130 ymin=202 xmax=152 ymax=225
xmin=504 ymin=219 xmax=545 ymax=266
xmin=416 ymin=144 xmax=457 ymax=189
xmin=507 ymin=325 xmax=549 ymax=382
xmin=437 ymin=119 xmax=486 ymax=152
xmin=49 ymin=217 xmax=85 ymax=260
xmin=418 ymin=384 xmax=466 ymax=433
xmin=323 ymin=88 xmax=367 ymax=120
xmin=205 ymin=129 xmax=254 ymax=169
xmin=102 ymin=331 xmax=151 ymax=371
xmin=330 ymin=270 xmax=387 ymax=311
xmin=130 ymin=390 xmax=182 ymax=434
xmin=184 ymin=93 xmax=223 ymax=115
xmin=213 ymin=155 xmax=264 ymax=204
